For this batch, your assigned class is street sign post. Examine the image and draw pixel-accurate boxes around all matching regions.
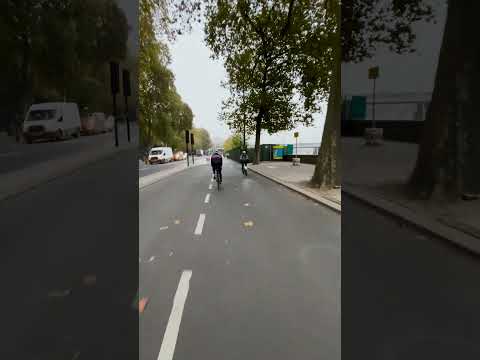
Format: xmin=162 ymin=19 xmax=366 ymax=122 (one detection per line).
xmin=122 ymin=69 xmax=131 ymax=142
xmin=185 ymin=130 xmax=190 ymax=166
xmin=190 ymin=133 xmax=195 ymax=165
xmin=365 ymin=66 xmax=383 ymax=145
xmin=368 ymin=66 xmax=379 ymax=128
xmin=293 ymin=132 xmax=300 ymax=166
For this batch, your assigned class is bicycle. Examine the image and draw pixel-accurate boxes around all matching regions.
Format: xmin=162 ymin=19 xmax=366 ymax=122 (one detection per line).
xmin=215 ymin=168 xmax=222 ymax=191
xmin=241 ymin=162 xmax=248 ymax=176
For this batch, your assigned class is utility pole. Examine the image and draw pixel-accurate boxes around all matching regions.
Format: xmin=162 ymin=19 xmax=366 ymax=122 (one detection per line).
xmin=122 ymin=69 xmax=131 ymax=142
xmin=110 ymin=61 xmax=120 ymax=147
xmin=191 ymin=133 xmax=195 ymax=165
xmin=185 ymin=130 xmax=190 ymax=167
xmin=243 ymin=117 xmax=246 ymax=150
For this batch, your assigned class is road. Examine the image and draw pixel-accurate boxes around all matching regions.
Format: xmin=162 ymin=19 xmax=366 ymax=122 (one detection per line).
xmin=139 ymin=156 xmax=204 ymax=178
xmin=343 ymin=194 xmax=480 ymax=359
xmin=139 ymin=159 xmax=341 ymax=360
xmin=0 ymin=149 xmax=138 ymax=359
xmin=0 ymin=122 xmax=135 ymax=175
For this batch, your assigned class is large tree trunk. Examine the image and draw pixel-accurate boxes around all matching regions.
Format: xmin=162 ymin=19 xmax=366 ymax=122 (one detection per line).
xmin=311 ymin=4 xmax=340 ymax=188
xmin=311 ymin=79 xmax=341 ymax=188
xmin=253 ymin=109 xmax=263 ymax=164
xmin=409 ymin=1 xmax=479 ymax=199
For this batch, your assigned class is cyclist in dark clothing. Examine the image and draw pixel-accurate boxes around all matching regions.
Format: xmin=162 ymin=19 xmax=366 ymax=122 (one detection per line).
xmin=210 ymin=151 xmax=223 ymax=183
xmin=240 ymin=150 xmax=249 ymax=174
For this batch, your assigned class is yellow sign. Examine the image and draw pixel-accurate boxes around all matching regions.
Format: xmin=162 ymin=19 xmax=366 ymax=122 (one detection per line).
xmin=368 ymin=66 xmax=379 ymax=79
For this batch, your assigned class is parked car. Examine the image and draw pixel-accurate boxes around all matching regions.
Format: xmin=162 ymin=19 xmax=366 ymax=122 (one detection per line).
xmin=23 ymin=102 xmax=81 ymax=143
xmin=148 ymin=147 xmax=173 ymax=164
xmin=173 ymin=151 xmax=185 ymax=161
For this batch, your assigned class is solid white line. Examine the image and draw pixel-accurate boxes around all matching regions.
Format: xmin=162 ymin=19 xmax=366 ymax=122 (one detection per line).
xmin=204 ymin=193 xmax=210 ymax=204
xmin=194 ymin=213 xmax=206 ymax=235
xmin=157 ymin=270 xmax=193 ymax=360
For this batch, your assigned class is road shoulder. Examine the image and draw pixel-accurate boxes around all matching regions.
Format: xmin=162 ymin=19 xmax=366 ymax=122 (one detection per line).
xmin=249 ymin=164 xmax=341 ymax=213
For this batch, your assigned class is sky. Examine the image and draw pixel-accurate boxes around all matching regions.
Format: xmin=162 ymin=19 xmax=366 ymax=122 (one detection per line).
xmin=342 ymin=0 xmax=447 ymax=96
xmin=169 ymin=23 xmax=325 ymax=146
xmin=115 ymin=1 xmax=324 ymax=147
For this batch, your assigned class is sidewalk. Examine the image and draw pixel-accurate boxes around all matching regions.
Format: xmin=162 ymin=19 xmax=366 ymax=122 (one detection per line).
xmin=0 ymin=123 xmax=137 ymax=201
xmin=342 ymin=137 xmax=480 ymax=254
xmin=249 ymin=161 xmax=341 ymax=212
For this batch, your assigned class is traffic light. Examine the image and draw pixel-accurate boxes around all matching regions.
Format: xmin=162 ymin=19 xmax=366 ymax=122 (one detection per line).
xmin=190 ymin=133 xmax=194 ymax=145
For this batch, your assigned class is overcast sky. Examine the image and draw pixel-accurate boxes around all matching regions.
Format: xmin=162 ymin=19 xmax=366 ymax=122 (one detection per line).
xmin=342 ymin=0 xmax=447 ymax=96
xmin=169 ymin=23 xmax=325 ymax=146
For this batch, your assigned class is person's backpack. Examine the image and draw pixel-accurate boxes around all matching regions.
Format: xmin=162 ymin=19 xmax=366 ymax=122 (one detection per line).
xmin=211 ymin=155 xmax=222 ymax=166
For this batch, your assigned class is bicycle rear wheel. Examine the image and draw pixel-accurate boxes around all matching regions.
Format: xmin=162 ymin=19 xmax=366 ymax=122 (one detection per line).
xmin=216 ymin=170 xmax=221 ymax=190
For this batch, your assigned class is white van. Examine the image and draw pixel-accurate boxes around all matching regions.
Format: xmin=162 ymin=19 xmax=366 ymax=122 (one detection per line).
xmin=23 ymin=102 xmax=81 ymax=143
xmin=148 ymin=147 xmax=173 ymax=164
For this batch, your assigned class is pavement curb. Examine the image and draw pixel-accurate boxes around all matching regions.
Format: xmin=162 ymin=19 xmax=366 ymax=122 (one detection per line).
xmin=249 ymin=166 xmax=341 ymax=213
xmin=139 ymin=160 xmax=207 ymax=190
xmin=343 ymin=184 xmax=480 ymax=256
xmin=0 ymin=144 xmax=135 ymax=202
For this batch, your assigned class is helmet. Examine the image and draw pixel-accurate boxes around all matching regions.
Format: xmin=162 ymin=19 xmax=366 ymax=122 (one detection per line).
xmin=242 ymin=151 xmax=246 ymax=154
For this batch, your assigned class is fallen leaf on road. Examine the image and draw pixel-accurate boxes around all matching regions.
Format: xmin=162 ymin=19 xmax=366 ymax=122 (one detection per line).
xmin=174 ymin=219 xmax=181 ymax=225
xmin=169 ymin=251 xmax=174 ymax=257
xmin=244 ymin=203 xmax=250 ymax=207
xmin=147 ymin=256 xmax=155 ymax=263
xmin=139 ymin=297 xmax=149 ymax=313
xmin=160 ymin=226 xmax=169 ymax=231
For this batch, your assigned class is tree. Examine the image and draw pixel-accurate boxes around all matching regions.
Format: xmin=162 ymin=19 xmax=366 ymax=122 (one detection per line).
xmin=192 ymin=128 xmax=213 ymax=150
xmin=139 ymin=0 xmax=194 ymax=149
xmin=342 ymin=1 xmax=479 ymax=199
xmin=203 ymin=0 xmax=330 ymax=164
xmin=224 ymin=133 xmax=243 ymax=152
xmin=0 ymin=0 xmax=129 ymax=132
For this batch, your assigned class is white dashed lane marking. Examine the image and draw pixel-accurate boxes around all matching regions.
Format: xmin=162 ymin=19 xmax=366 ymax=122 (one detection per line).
xmin=157 ymin=270 xmax=192 ymax=360
xmin=194 ymin=214 xmax=206 ymax=235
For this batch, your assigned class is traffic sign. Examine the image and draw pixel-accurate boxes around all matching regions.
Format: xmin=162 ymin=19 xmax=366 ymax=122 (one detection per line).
xmin=294 ymin=132 xmax=299 ymax=138
xmin=368 ymin=66 xmax=379 ymax=79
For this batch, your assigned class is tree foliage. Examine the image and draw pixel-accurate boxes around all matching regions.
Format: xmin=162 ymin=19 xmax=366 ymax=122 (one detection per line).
xmin=224 ymin=133 xmax=243 ymax=152
xmin=342 ymin=0 xmax=434 ymax=63
xmin=0 ymin=0 xmax=129 ymax=131
xmin=199 ymin=0 xmax=332 ymax=163
xmin=192 ymin=128 xmax=213 ymax=150
xmin=139 ymin=0 xmax=194 ymax=150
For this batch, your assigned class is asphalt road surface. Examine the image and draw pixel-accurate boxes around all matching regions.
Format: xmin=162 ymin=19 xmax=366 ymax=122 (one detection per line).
xmin=139 ymin=159 xmax=186 ymax=178
xmin=0 ymin=149 xmax=138 ymax=359
xmin=343 ymin=194 xmax=480 ymax=359
xmin=139 ymin=156 xmax=205 ymax=178
xmin=139 ymin=159 xmax=341 ymax=360
xmin=0 ymin=123 xmax=135 ymax=175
